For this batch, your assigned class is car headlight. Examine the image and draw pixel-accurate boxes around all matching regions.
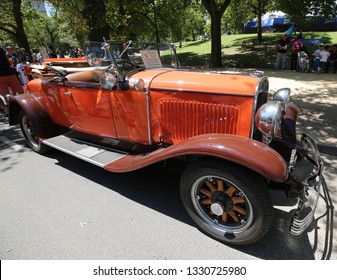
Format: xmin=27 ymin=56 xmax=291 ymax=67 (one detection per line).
xmin=255 ymin=101 xmax=282 ymax=144
xmin=273 ymin=88 xmax=290 ymax=111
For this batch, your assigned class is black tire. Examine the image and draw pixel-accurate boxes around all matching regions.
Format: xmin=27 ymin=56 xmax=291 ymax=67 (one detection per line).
xmin=180 ymin=160 xmax=273 ymax=245
xmin=18 ymin=110 xmax=50 ymax=154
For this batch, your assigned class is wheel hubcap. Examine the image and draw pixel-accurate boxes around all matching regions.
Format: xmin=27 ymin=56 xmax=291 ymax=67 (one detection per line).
xmin=192 ymin=176 xmax=253 ymax=233
xmin=210 ymin=191 xmax=234 ymax=215
xmin=210 ymin=202 xmax=225 ymax=216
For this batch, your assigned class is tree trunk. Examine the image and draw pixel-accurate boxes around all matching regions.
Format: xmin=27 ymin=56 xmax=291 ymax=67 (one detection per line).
xmin=83 ymin=0 xmax=111 ymax=41
xmin=257 ymin=9 xmax=263 ymax=42
xmin=202 ymin=0 xmax=232 ymax=68
xmin=210 ymin=14 xmax=223 ymax=67
xmin=152 ymin=0 xmax=160 ymax=43
xmin=12 ymin=0 xmax=32 ymax=60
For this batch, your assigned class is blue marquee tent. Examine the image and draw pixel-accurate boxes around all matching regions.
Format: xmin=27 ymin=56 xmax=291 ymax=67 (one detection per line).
xmin=244 ymin=16 xmax=337 ymax=33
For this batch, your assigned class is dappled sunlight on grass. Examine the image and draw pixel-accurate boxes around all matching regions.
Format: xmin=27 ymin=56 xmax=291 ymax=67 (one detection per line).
xmin=177 ymin=32 xmax=337 ymax=69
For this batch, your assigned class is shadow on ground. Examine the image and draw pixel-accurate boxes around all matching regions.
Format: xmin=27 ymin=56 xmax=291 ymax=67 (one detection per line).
xmin=27 ymin=147 xmax=335 ymax=259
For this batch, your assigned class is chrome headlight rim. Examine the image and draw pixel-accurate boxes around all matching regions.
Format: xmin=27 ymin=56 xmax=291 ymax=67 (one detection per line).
xmin=255 ymin=100 xmax=283 ymax=144
xmin=273 ymin=88 xmax=291 ymax=112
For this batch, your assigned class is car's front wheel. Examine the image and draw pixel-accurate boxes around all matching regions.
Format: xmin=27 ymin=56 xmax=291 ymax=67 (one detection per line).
xmin=180 ymin=160 xmax=273 ymax=245
xmin=19 ymin=110 xmax=50 ymax=154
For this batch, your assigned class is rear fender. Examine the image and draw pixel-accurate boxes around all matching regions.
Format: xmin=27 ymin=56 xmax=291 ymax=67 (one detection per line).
xmin=104 ymin=133 xmax=288 ymax=182
xmin=8 ymin=93 xmax=55 ymax=138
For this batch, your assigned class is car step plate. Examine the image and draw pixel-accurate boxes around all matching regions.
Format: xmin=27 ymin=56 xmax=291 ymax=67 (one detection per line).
xmin=43 ymin=135 xmax=127 ymax=167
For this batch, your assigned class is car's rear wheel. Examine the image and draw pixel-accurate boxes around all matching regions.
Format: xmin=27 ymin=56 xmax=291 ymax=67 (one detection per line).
xmin=180 ymin=160 xmax=273 ymax=245
xmin=18 ymin=110 xmax=50 ymax=154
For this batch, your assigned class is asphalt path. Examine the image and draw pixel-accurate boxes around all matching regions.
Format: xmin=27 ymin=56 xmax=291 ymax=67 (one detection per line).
xmin=0 ymin=71 xmax=336 ymax=260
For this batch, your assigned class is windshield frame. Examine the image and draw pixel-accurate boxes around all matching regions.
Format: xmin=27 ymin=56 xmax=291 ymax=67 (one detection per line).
xmin=84 ymin=40 xmax=180 ymax=80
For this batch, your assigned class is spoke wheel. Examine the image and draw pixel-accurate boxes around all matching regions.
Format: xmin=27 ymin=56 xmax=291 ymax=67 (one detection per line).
xmin=19 ymin=110 xmax=49 ymax=154
xmin=193 ymin=176 xmax=253 ymax=233
xmin=180 ymin=160 xmax=273 ymax=245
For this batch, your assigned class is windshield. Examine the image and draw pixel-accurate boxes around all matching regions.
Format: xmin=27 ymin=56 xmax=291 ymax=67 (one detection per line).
xmin=83 ymin=41 xmax=180 ymax=70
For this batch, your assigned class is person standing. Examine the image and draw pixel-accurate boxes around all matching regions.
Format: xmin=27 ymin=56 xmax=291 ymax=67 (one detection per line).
xmin=0 ymin=47 xmax=23 ymax=97
xmin=275 ymin=33 xmax=290 ymax=70
xmin=290 ymin=36 xmax=303 ymax=71
xmin=36 ymin=49 xmax=42 ymax=65
xmin=16 ymin=54 xmax=30 ymax=86
xmin=6 ymin=46 xmax=18 ymax=66
xmin=47 ymin=45 xmax=57 ymax=58
xmin=57 ymin=48 xmax=65 ymax=58
xmin=69 ymin=48 xmax=77 ymax=58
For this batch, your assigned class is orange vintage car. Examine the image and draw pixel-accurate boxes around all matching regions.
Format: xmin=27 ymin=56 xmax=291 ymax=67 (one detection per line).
xmin=7 ymin=41 xmax=323 ymax=245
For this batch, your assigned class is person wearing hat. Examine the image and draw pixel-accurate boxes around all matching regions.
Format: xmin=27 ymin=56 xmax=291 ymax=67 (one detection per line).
xmin=312 ymin=43 xmax=325 ymax=72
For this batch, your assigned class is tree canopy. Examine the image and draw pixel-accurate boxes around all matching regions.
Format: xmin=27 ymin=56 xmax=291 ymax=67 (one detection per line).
xmin=0 ymin=0 xmax=335 ymax=66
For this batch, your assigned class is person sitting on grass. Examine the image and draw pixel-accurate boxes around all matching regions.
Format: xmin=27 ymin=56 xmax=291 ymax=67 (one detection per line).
xmin=312 ymin=43 xmax=324 ymax=72
xmin=318 ymin=45 xmax=330 ymax=73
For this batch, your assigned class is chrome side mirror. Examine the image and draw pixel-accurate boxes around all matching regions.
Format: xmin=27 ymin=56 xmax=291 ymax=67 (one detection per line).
xmin=100 ymin=72 xmax=117 ymax=89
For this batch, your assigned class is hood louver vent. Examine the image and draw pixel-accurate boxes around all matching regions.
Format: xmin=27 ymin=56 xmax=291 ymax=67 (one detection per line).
xmin=159 ymin=100 xmax=239 ymax=143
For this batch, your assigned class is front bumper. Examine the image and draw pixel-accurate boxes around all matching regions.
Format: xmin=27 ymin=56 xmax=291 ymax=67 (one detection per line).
xmin=289 ymin=134 xmax=324 ymax=235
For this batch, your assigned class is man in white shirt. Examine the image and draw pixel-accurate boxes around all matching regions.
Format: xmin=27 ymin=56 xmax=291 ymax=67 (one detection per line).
xmin=319 ymin=45 xmax=330 ymax=73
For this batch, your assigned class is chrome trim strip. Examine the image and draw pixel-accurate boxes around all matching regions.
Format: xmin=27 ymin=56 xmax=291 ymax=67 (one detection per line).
xmin=143 ymin=69 xmax=175 ymax=145
xmin=250 ymin=76 xmax=269 ymax=138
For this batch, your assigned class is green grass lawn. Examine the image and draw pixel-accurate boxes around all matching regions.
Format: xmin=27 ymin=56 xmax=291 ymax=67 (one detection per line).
xmin=176 ymin=31 xmax=337 ymax=69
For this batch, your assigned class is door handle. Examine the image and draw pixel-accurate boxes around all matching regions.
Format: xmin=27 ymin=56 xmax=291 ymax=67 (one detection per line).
xmin=64 ymin=91 xmax=72 ymax=96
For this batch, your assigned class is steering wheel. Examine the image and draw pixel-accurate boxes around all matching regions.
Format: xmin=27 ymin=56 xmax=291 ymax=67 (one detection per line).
xmin=116 ymin=59 xmax=139 ymax=74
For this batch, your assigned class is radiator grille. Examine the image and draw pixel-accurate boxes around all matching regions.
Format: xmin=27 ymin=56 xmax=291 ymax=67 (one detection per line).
xmin=159 ymin=100 xmax=239 ymax=142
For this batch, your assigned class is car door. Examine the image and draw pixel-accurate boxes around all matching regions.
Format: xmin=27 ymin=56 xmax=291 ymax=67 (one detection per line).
xmin=60 ymin=82 xmax=118 ymax=138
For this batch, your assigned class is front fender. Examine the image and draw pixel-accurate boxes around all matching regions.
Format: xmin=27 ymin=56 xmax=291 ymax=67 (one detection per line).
xmin=104 ymin=133 xmax=288 ymax=182
xmin=8 ymin=93 xmax=55 ymax=138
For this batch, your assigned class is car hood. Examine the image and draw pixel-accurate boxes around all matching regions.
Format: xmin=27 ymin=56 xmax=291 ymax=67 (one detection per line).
xmin=129 ymin=69 xmax=262 ymax=96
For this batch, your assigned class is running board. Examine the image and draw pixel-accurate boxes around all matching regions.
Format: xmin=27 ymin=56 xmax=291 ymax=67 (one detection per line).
xmin=43 ymin=135 xmax=127 ymax=167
